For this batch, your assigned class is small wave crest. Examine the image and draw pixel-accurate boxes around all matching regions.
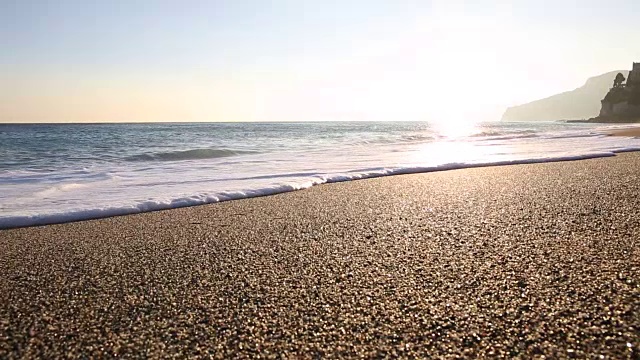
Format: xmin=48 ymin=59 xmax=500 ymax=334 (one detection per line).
xmin=471 ymin=130 xmax=539 ymax=140
xmin=351 ymin=134 xmax=436 ymax=146
xmin=126 ymin=148 xmax=259 ymax=162
xmin=401 ymin=134 xmax=437 ymax=142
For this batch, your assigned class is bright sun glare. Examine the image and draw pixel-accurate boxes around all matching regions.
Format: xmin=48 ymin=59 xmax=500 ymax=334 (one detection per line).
xmin=430 ymin=119 xmax=482 ymax=139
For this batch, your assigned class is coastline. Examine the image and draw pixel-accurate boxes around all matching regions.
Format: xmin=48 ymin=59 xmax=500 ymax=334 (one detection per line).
xmin=5 ymin=121 xmax=640 ymax=230
xmin=5 ymin=150 xmax=640 ymax=230
xmin=1 ymin=154 xmax=640 ymax=357
xmin=567 ymin=116 xmax=640 ymax=124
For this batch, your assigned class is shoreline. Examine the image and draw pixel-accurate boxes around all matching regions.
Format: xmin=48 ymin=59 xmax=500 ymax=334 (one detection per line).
xmin=4 ymin=149 xmax=640 ymax=230
xmin=567 ymin=117 xmax=640 ymax=124
xmin=2 ymin=153 xmax=639 ymax=357
xmin=607 ymin=126 xmax=640 ymax=137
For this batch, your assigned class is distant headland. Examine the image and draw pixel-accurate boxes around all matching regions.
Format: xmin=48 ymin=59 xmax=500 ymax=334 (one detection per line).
xmin=502 ymin=62 xmax=640 ymax=123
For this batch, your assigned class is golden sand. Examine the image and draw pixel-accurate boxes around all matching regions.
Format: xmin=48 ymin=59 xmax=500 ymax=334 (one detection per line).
xmin=2 ymin=154 xmax=640 ymax=357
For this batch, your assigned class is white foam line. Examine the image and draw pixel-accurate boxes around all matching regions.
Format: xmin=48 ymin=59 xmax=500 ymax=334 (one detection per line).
xmin=1 ymin=149 xmax=638 ymax=229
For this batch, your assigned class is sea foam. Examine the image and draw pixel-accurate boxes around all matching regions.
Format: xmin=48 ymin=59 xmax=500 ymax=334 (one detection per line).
xmin=2 ymin=121 xmax=640 ymax=229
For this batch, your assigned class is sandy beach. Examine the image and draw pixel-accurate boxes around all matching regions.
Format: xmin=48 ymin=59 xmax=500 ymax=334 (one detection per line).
xmin=607 ymin=126 xmax=640 ymax=137
xmin=1 ymin=154 xmax=639 ymax=358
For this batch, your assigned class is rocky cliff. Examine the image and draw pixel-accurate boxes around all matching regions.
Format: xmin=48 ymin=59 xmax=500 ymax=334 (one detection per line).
xmin=501 ymin=71 xmax=628 ymax=122
xmin=598 ymin=69 xmax=640 ymax=119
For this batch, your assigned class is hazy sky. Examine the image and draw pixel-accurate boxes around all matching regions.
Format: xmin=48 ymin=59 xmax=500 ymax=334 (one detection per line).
xmin=2 ymin=0 xmax=639 ymax=123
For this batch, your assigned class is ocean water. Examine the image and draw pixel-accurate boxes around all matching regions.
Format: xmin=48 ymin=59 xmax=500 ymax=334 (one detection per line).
xmin=2 ymin=121 xmax=640 ymax=228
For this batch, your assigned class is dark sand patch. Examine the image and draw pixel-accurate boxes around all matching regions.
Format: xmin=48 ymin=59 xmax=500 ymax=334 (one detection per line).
xmin=608 ymin=127 xmax=640 ymax=137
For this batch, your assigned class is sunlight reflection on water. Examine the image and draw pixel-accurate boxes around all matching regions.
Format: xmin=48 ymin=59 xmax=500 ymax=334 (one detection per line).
xmin=409 ymin=120 xmax=495 ymax=165
xmin=431 ymin=120 xmax=482 ymax=139
xmin=408 ymin=141 xmax=490 ymax=166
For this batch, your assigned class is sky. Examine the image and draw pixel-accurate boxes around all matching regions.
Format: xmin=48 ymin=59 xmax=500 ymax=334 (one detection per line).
xmin=1 ymin=0 xmax=639 ymax=123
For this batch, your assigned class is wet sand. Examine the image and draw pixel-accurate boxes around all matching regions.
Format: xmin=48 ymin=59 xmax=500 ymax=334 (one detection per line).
xmin=1 ymin=154 xmax=639 ymax=358
xmin=608 ymin=127 xmax=640 ymax=137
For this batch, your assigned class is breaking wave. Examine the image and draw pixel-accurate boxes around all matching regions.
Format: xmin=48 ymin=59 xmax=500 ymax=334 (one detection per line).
xmin=125 ymin=148 xmax=259 ymax=162
xmin=470 ymin=129 xmax=539 ymax=140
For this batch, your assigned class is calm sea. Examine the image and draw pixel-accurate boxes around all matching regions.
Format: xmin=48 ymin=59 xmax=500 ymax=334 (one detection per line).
xmin=2 ymin=121 xmax=640 ymax=228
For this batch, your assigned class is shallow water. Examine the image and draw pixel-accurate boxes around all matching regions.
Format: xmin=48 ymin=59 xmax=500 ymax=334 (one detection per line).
xmin=2 ymin=121 xmax=640 ymax=228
